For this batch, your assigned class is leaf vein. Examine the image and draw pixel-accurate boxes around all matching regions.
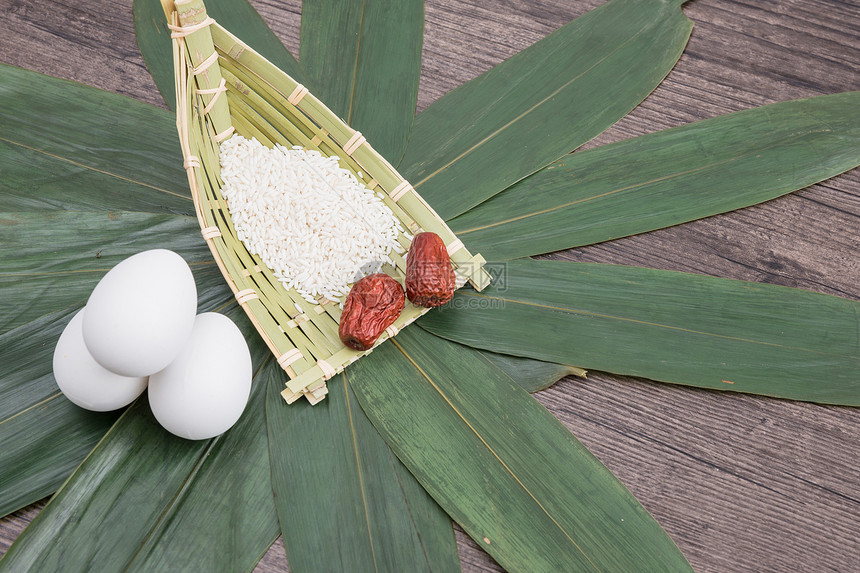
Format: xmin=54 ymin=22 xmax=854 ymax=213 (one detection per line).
xmin=0 ymin=392 xmax=62 ymax=427
xmin=391 ymin=339 xmax=601 ymax=572
xmin=0 ymin=135 xmax=191 ymax=202
xmin=346 ymin=0 xmax=368 ymax=125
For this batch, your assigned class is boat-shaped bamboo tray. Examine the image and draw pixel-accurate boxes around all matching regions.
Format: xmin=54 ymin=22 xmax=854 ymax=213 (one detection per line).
xmin=162 ymin=0 xmax=491 ymax=404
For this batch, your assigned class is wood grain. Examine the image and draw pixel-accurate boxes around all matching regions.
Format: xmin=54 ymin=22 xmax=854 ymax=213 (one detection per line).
xmin=1 ymin=0 xmax=858 ymax=572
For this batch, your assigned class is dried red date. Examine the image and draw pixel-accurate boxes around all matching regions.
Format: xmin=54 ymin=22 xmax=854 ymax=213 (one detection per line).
xmin=405 ymin=232 xmax=456 ymax=307
xmin=338 ymin=273 xmax=405 ymax=351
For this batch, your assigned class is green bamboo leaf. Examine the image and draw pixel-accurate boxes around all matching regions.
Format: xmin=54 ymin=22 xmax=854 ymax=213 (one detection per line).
xmin=0 ymin=308 xmax=120 ymax=517
xmin=134 ymin=0 xmax=306 ymax=110
xmin=266 ymin=371 xmax=460 ymax=573
xmin=299 ymin=0 xmax=424 ymax=163
xmin=0 ymin=64 xmax=231 ymax=331
xmin=0 ymin=307 xmax=280 ymax=573
xmin=479 ymin=349 xmax=586 ymax=393
xmin=0 ymin=400 xmax=207 ymax=572
xmin=124 ymin=358 xmax=280 ymax=572
xmin=420 ymin=259 xmax=860 ymax=405
xmin=0 ymin=211 xmax=224 ymax=336
xmin=399 ymin=0 xmax=692 ymax=220
xmin=0 ymin=64 xmax=190 ymax=214
xmin=349 ymin=327 xmax=691 ymax=572
xmin=450 ymin=92 xmax=860 ymax=260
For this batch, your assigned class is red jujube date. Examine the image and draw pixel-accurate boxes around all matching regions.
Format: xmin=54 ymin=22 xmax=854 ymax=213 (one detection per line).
xmin=406 ymin=232 xmax=456 ymax=307
xmin=338 ymin=273 xmax=405 ymax=351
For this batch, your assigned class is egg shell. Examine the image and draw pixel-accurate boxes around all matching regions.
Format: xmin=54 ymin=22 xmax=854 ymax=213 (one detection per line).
xmin=82 ymin=249 xmax=197 ymax=377
xmin=53 ymin=308 xmax=149 ymax=411
xmin=148 ymin=312 xmax=252 ymax=440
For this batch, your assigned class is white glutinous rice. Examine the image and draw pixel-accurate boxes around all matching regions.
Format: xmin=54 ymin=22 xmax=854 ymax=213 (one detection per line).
xmin=218 ymin=135 xmax=403 ymax=302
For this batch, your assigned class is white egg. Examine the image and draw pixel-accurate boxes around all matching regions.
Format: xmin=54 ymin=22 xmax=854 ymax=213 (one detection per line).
xmin=53 ymin=309 xmax=149 ymax=411
xmin=82 ymin=249 xmax=197 ymax=377
xmin=148 ymin=312 xmax=252 ymax=440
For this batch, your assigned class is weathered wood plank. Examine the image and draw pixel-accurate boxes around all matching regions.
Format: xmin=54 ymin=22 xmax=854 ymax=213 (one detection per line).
xmin=0 ymin=0 xmax=858 ymax=572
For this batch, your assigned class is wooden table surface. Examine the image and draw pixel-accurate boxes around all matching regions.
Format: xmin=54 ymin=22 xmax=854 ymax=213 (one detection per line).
xmin=1 ymin=0 xmax=858 ymax=571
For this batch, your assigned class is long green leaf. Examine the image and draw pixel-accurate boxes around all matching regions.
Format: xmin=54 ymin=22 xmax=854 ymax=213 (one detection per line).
xmin=0 ymin=399 xmax=208 ymax=572
xmin=266 ymin=371 xmax=460 ymax=573
xmin=0 ymin=64 xmax=230 ymax=336
xmin=0 ymin=308 xmax=119 ymax=517
xmin=399 ymin=0 xmax=692 ymax=220
xmin=0 ymin=211 xmax=222 ymax=336
xmin=0 ymin=64 xmax=190 ymax=214
xmin=349 ymin=327 xmax=691 ymax=572
xmin=450 ymin=92 xmax=860 ymax=260
xmin=300 ymin=0 xmax=424 ymax=163
xmin=0 ymin=307 xmax=279 ymax=573
xmin=124 ymin=358 xmax=280 ymax=572
xmin=420 ymin=259 xmax=860 ymax=405
xmin=134 ymin=0 xmax=306 ymax=110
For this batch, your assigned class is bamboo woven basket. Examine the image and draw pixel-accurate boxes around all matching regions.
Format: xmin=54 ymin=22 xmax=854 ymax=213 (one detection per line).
xmin=162 ymin=0 xmax=491 ymax=404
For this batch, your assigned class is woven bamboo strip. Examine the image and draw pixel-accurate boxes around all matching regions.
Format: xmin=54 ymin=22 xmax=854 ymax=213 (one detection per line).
xmin=226 ymin=100 xmax=276 ymax=147
xmin=174 ymin=0 xmax=230 ymax=137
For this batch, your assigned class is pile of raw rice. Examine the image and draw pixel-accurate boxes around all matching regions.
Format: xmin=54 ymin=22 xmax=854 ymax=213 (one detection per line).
xmin=218 ymin=135 xmax=403 ymax=303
